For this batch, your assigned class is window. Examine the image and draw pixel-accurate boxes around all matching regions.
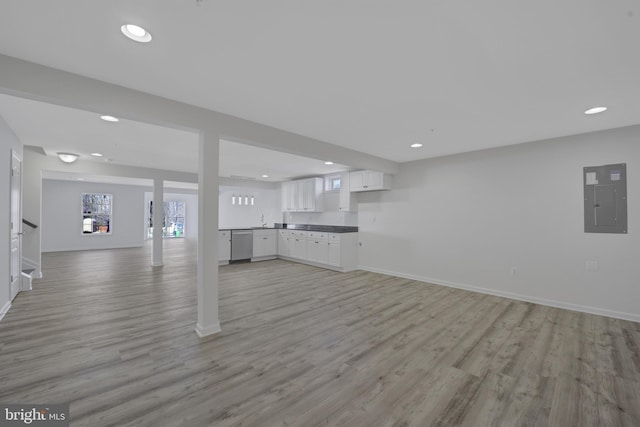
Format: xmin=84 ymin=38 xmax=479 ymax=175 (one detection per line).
xmin=147 ymin=201 xmax=186 ymax=239
xmin=82 ymin=193 xmax=112 ymax=234
xmin=325 ymin=175 xmax=341 ymax=192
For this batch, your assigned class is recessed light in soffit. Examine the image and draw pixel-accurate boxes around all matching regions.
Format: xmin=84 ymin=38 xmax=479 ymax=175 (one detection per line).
xmin=584 ymin=106 xmax=607 ymax=115
xmin=121 ymin=24 xmax=152 ymax=43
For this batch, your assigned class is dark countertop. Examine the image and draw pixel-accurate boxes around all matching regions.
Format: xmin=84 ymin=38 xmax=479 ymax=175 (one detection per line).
xmin=219 ymin=225 xmax=358 ymax=233
xmin=274 ymin=223 xmax=358 ymax=233
xmin=219 ymin=227 xmax=278 ymax=231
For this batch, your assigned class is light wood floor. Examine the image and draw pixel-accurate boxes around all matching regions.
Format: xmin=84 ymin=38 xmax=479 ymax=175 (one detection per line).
xmin=1 ymin=239 xmax=639 ymax=426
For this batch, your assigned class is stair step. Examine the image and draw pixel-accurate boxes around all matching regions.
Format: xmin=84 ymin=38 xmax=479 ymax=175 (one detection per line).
xmin=22 ymin=268 xmax=35 ymax=276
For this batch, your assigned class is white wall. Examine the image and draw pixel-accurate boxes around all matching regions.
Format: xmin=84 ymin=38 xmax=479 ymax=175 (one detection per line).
xmin=219 ymin=184 xmax=280 ymax=229
xmin=0 ymin=115 xmax=22 ymax=319
xmin=144 ymin=191 xmax=198 ymax=240
xmin=42 ymin=180 xmax=146 ymax=252
xmin=358 ymin=125 xmax=640 ymax=322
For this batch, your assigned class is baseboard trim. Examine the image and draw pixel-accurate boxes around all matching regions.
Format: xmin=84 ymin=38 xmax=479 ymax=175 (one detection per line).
xmin=0 ymin=301 xmax=11 ymax=322
xmin=195 ymin=321 xmax=221 ymax=338
xmin=278 ymin=256 xmax=355 ymax=272
xmin=359 ymin=265 xmax=640 ymax=323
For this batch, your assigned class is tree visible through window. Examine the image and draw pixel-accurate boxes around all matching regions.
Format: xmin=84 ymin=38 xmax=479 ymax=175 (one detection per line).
xmin=82 ymin=193 xmax=112 ymax=234
xmin=147 ymin=201 xmax=186 ymax=238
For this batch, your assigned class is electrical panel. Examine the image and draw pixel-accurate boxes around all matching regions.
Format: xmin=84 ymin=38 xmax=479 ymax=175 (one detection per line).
xmin=584 ymin=163 xmax=627 ymax=234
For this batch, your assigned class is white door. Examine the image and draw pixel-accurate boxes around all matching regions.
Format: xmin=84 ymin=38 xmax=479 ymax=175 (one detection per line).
xmin=9 ymin=151 xmax=22 ymax=301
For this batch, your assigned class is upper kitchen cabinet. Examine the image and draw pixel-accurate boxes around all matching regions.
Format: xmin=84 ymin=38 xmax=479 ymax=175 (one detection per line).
xmin=349 ymin=170 xmax=392 ymax=192
xmin=281 ymin=177 xmax=323 ymax=212
xmin=338 ymin=172 xmax=357 ymax=212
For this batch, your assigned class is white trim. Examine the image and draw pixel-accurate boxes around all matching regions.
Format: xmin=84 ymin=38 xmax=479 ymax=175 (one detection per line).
xmin=359 ymin=265 xmax=640 ymax=323
xmin=0 ymin=301 xmax=11 ymax=322
xmin=195 ymin=321 xmax=221 ymax=338
xmin=279 ymin=256 xmax=354 ymax=273
xmin=20 ymin=271 xmax=32 ymax=292
xmin=22 ymin=256 xmax=42 ymax=279
xmin=151 ymin=262 xmax=164 ymax=267
xmin=42 ymin=243 xmax=143 ymax=253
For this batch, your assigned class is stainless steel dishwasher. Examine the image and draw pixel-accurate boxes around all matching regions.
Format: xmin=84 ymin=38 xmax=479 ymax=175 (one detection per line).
xmin=231 ymin=230 xmax=253 ymax=262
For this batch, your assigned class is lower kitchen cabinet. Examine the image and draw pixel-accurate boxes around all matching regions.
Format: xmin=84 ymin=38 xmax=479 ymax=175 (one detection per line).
xmin=307 ymin=231 xmax=329 ymax=264
xmin=289 ymin=230 xmax=308 ymax=260
xmin=218 ymin=230 xmax=231 ymax=264
xmin=252 ymin=229 xmax=277 ymax=261
xmin=279 ymin=231 xmax=358 ymax=272
xmin=277 ymin=229 xmax=290 ymax=257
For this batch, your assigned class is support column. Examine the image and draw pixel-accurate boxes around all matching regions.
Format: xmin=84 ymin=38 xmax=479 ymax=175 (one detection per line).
xmin=195 ymin=127 xmax=221 ymax=337
xmin=152 ymin=178 xmax=164 ymax=267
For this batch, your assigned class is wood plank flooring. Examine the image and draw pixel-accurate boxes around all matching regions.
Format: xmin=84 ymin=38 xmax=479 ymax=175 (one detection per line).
xmin=0 ymin=239 xmax=639 ymax=426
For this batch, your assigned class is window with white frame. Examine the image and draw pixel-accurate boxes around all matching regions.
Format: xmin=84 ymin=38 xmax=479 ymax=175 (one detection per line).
xmin=82 ymin=193 xmax=113 ymax=234
xmin=325 ymin=175 xmax=341 ymax=192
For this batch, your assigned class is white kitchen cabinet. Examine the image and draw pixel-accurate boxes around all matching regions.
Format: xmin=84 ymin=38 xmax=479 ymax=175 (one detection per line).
xmin=327 ymin=233 xmax=358 ymax=271
xmin=252 ymin=229 xmax=277 ymax=260
xmin=349 ymin=170 xmax=392 ymax=192
xmin=281 ymin=178 xmax=323 ymax=212
xmin=277 ymin=229 xmax=290 ymax=257
xmin=327 ymin=240 xmax=341 ymax=267
xmin=279 ymin=231 xmax=358 ymax=272
xmin=306 ymin=231 xmax=329 ymax=264
xmin=281 ymin=182 xmax=293 ymax=211
xmin=218 ymin=230 xmax=231 ymax=264
xmin=289 ymin=230 xmax=308 ymax=259
xmin=338 ymin=172 xmax=357 ymax=212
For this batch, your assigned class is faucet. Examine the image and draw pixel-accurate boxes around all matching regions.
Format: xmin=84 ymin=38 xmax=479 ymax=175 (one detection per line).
xmin=260 ymin=213 xmax=267 ymax=227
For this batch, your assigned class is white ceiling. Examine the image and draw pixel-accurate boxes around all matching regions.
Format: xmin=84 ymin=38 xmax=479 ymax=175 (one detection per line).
xmin=0 ymin=94 xmax=350 ymax=181
xmin=1 ymin=1 xmax=639 ymax=167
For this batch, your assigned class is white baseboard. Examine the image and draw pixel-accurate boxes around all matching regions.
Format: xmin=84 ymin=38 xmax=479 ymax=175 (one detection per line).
xmin=359 ymin=265 xmax=640 ymax=323
xmin=278 ymin=256 xmax=355 ymax=273
xmin=251 ymin=255 xmax=277 ymax=262
xmin=0 ymin=300 xmax=11 ymax=322
xmin=195 ymin=321 xmax=221 ymax=338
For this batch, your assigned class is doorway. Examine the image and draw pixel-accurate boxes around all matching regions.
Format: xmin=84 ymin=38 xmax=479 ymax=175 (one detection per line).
xmin=9 ymin=150 xmax=21 ymax=301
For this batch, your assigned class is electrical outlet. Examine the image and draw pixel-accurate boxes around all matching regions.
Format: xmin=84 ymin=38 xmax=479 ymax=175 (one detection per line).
xmin=585 ymin=260 xmax=599 ymax=272
xmin=510 ymin=267 xmax=517 ymax=276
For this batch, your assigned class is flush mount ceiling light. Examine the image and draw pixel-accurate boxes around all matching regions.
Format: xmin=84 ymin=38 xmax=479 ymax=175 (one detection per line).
xmin=57 ymin=152 xmax=79 ymax=163
xmin=324 ymin=161 xmax=334 ymax=165
xmin=120 ymin=24 xmax=152 ymax=43
xmin=100 ymin=115 xmax=119 ymax=122
xmin=584 ymin=106 xmax=607 ymax=115
xmin=91 ymin=152 xmax=104 ymax=157
xmin=410 ymin=143 xmax=423 ymax=148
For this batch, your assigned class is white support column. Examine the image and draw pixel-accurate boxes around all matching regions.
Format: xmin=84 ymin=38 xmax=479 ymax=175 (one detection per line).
xmin=152 ymin=178 xmax=164 ymax=267
xmin=195 ymin=127 xmax=221 ymax=337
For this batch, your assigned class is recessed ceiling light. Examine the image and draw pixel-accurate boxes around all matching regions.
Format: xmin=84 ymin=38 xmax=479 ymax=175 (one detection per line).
xmin=121 ymin=24 xmax=152 ymax=43
xmin=261 ymin=174 xmax=269 ymax=178
xmin=324 ymin=161 xmax=334 ymax=165
xmin=584 ymin=106 xmax=607 ymax=115
xmin=410 ymin=143 xmax=423 ymax=148
xmin=100 ymin=115 xmax=119 ymax=122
